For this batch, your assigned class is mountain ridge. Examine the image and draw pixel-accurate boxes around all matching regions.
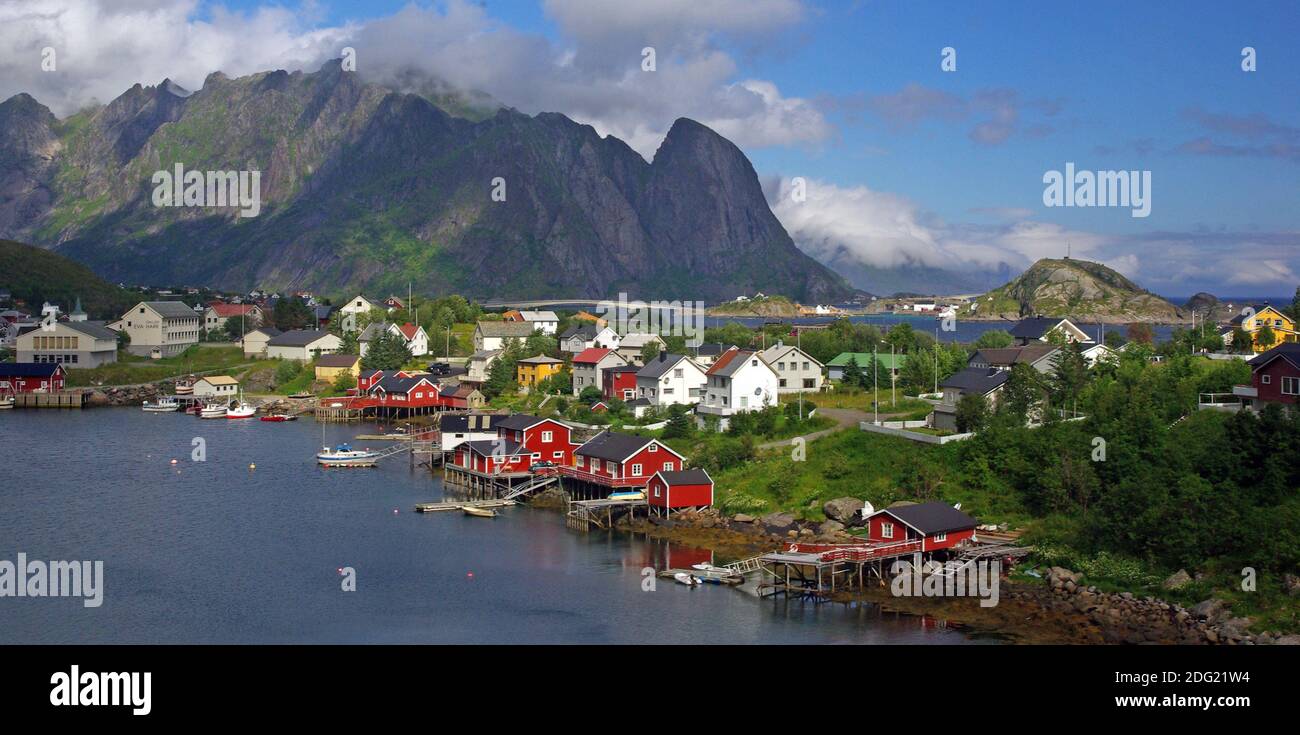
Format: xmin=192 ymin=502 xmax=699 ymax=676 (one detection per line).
xmin=0 ymin=61 xmax=855 ymax=303
xmin=970 ymin=257 xmax=1186 ymax=323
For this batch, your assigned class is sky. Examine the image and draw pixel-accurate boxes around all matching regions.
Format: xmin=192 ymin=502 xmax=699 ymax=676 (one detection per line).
xmin=1 ymin=0 xmax=1296 ymax=297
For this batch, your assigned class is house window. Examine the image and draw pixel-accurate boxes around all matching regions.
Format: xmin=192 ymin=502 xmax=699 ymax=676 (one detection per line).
xmin=552 ymin=451 xmax=564 ymax=459
xmin=631 ymin=463 xmax=643 ymax=476
xmin=803 ymin=378 xmax=815 ymax=389
xmin=934 ymin=533 xmax=947 ymax=543
xmin=1262 ymin=375 xmax=1271 ymax=385
xmin=576 ymin=455 xmax=585 ymax=467
xmin=778 ymin=362 xmax=785 ymax=371
xmin=1283 ymin=376 xmax=1300 ymax=395
xmin=532 ymin=453 xmax=541 ymax=460
xmin=779 ymin=379 xmax=787 ymax=388
xmin=881 ymin=522 xmax=894 ymax=539
xmin=648 ymin=444 xmax=658 ymax=452
xmin=674 ymin=368 xmax=683 ymax=378
xmin=653 ymin=485 xmax=662 ymax=497
xmin=663 ymin=461 xmax=674 ymax=471
xmin=542 ymin=430 xmax=553 ymax=443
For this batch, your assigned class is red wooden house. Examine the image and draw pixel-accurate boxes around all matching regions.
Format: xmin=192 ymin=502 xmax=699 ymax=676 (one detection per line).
xmin=1241 ymin=343 xmax=1300 ymax=409
xmin=452 ymin=438 xmax=531 ymax=476
xmin=358 ymin=369 xmax=416 ymax=393
xmin=602 ymin=365 xmax=639 ymax=401
xmin=647 ymin=468 xmax=713 ymax=510
xmin=566 ymin=430 xmax=686 ymax=488
xmin=493 ymin=414 xmax=580 ymax=468
xmin=864 ymin=502 xmax=977 ymax=553
xmin=0 ymin=362 xmax=66 ymax=393
xmin=369 ymin=375 xmax=442 ymax=409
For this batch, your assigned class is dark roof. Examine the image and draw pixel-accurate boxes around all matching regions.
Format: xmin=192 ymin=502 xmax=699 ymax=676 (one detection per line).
xmin=878 ymin=502 xmax=977 ymax=535
xmin=267 ymin=329 xmax=334 ymax=347
xmin=315 ymin=353 xmax=359 ymax=367
xmin=560 ymin=323 xmax=600 ymax=340
xmin=374 ymin=376 xmax=432 ymax=393
xmin=440 ymin=413 xmax=502 ymax=432
xmin=694 ymin=342 xmax=733 ymax=357
xmin=655 ymin=468 xmax=712 ymax=486
xmin=57 ymin=320 xmax=118 ymax=341
xmin=496 ymin=413 xmax=549 ymax=431
xmin=627 ymin=397 xmax=651 ymax=406
xmin=140 ymin=300 xmax=199 ymax=319
xmin=636 ymin=353 xmax=690 ymax=379
xmin=517 ymin=354 xmax=564 ymax=365
xmin=576 ymin=431 xmax=657 ymax=462
xmin=313 ymin=305 xmax=336 ymax=320
xmin=970 ymin=345 xmax=1058 ymax=367
xmin=464 ymin=438 xmax=525 ymax=456
xmin=606 ymin=364 xmax=640 ymax=374
xmin=440 ymin=383 xmax=481 ymax=398
xmin=0 ymin=362 xmax=64 ymax=377
xmin=939 ymin=367 xmax=1010 ymax=395
xmin=1248 ymin=342 xmax=1300 ymax=371
xmin=1008 ymin=317 xmax=1065 ymax=340
xmin=250 ymin=326 xmax=282 ymax=338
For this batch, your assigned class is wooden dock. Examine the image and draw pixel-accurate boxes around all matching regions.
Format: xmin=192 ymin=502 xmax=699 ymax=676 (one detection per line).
xmin=12 ymin=391 xmax=88 ymax=409
xmin=565 ymin=497 xmax=648 ymax=531
xmin=414 ymin=499 xmax=517 ymax=513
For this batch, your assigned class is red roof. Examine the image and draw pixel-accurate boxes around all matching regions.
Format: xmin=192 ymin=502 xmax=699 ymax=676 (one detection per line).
xmin=207 ymin=303 xmax=258 ymax=317
xmin=705 ymin=347 xmax=743 ymax=375
xmin=399 ymin=322 xmax=421 ymax=340
xmin=572 ymin=347 xmax=612 ymax=364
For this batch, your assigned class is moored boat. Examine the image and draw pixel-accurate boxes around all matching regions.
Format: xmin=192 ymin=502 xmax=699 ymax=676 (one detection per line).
xmin=225 ymin=401 xmax=256 ymax=419
xmin=142 ymin=398 xmax=180 ymax=412
xmin=0 ymin=395 xmax=13 ymax=410
xmin=199 ymin=403 xmax=228 ymax=419
xmin=316 ymin=443 xmax=379 ymax=467
xmin=607 ymin=490 xmax=646 ymax=501
xmin=673 ymin=572 xmax=702 ymax=587
xmin=259 ymin=413 xmax=297 ymax=422
xmin=461 ymin=506 xmax=499 ymax=518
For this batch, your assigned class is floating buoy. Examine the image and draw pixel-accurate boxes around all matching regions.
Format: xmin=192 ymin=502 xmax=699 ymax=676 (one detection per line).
xmin=466 ymin=572 xmax=474 ymax=579
xmin=393 ymin=509 xmax=399 ymax=514
xmin=248 ymin=463 xmax=256 ymax=470
xmin=169 ymin=459 xmax=178 ymax=465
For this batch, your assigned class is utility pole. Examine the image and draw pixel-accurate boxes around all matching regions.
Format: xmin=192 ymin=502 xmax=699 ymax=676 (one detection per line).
xmin=933 ymin=326 xmax=939 ymax=395
xmin=873 ymin=342 xmax=879 ymax=425
xmin=891 ymin=341 xmax=896 ymax=408
xmin=797 ymin=328 xmax=804 ymax=420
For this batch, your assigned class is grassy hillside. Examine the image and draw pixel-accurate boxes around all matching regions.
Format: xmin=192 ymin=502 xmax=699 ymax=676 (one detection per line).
xmin=972 ymin=258 xmax=1182 ymax=322
xmin=0 ymin=238 xmax=136 ymax=319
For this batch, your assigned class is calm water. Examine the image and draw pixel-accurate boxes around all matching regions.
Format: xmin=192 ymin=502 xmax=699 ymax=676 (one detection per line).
xmin=0 ymin=409 xmax=982 ymax=644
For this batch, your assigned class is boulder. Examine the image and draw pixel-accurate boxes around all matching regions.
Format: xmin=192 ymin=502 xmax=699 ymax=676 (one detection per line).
xmin=1191 ymin=598 xmax=1227 ymax=622
xmin=1162 ymin=569 xmax=1192 ymax=590
xmin=761 ymin=512 xmax=796 ymax=533
xmin=1273 ymin=635 xmax=1300 ymax=646
xmin=822 ymin=497 xmax=865 ymax=524
xmin=818 ymin=520 xmax=846 ymax=536
xmin=732 ymin=513 xmax=756 ymax=523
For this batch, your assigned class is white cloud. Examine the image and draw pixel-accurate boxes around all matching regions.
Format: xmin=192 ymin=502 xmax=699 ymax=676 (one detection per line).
xmin=0 ymin=0 xmax=831 ymax=158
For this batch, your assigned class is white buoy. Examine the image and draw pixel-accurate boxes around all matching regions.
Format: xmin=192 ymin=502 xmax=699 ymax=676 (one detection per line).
xmin=249 ymin=463 xmax=256 ymax=470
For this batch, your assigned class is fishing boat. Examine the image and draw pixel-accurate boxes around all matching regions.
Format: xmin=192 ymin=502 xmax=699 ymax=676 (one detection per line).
xmin=141 ymin=397 xmax=180 ymax=412
xmin=199 ymin=403 xmax=228 ymax=419
xmin=259 ymin=413 xmax=297 ymax=422
xmin=0 ymin=395 xmax=13 ymax=410
xmin=461 ymin=506 xmax=498 ymax=518
xmin=173 ymin=378 xmax=194 ymax=395
xmin=225 ymin=401 xmax=256 ymax=419
xmin=316 ymin=443 xmax=379 ymax=467
xmin=607 ymin=490 xmax=646 ymax=501
xmin=673 ymin=572 xmax=702 ymax=587
xmin=688 ymin=564 xmax=744 ymax=584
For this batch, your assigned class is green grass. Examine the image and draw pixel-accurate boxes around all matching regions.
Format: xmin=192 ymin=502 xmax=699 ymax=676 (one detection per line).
xmin=66 ymin=345 xmax=263 ymax=387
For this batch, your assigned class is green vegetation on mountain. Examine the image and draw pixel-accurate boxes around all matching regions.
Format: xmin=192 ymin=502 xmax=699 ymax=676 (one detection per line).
xmin=972 ymin=258 xmax=1183 ymax=322
xmin=0 ymin=239 xmax=135 ymax=318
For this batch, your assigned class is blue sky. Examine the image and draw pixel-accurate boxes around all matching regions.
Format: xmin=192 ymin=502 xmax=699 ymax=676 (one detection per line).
xmin=3 ymin=0 xmax=1296 ymax=295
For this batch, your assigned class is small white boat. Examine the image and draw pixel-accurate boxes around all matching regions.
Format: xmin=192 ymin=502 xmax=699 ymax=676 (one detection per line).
xmin=142 ymin=398 xmax=180 ymax=412
xmin=607 ymin=490 xmax=646 ymax=501
xmin=673 ymin=572 xmax=702 ymax=587
xmin=225 ymin=401 xmax=256 ymax=419
xmin=0 ymin=395 xmax=14 ymax=410
xmin=199 ymin=404 xmax=228 ymax=419
xmin=317 ymin=444 xmax=379 ymax=467
xmin=461 ymin=506 xmax=499 ymax=518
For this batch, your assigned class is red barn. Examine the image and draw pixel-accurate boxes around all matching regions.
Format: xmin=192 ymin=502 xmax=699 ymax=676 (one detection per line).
xmin=1243 ymin=343 xmax=1300 ymax=409
xmin=602 ymin=365 xmax=639 ymax=401
xmin=647 ymin=468 xmax=713 ymax=510
xmin=493 ymin=414 xmax=579 ymax=469
xmin=865 ymin=503 xmax=977 ymax=552
xmin=0 ymin=363 xmax=66 ymax=393
xmin=567 ymin=430 xmax=686 ymax=488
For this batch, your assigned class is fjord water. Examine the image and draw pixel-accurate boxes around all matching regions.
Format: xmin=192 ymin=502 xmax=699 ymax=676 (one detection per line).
xmin=0 ymin=409 xmax=979 ymax=644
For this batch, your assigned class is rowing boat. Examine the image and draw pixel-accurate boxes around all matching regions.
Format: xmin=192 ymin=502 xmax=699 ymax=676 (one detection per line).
xmin=461 ymin=506 xmax=498 ymax=518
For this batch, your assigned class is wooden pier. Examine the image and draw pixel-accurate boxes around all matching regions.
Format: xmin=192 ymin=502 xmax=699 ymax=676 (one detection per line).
xmin=565 ymin=497 xmax=648 ymax=531
xmin=12 ymin=391 xmax=88 ymax=409
xmin=414 ymin=499 xmax=517 ymax=513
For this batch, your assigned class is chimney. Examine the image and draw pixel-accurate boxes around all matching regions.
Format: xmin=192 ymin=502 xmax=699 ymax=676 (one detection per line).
xmin=659 ymin=350 xmax=667 ymax=362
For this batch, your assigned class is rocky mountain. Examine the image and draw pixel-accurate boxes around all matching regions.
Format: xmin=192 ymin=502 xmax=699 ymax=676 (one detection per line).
xmin=970 ymin=258 xmax=1184 ymax=323
xmin=0 ymin=62 xmax=854 ymax=303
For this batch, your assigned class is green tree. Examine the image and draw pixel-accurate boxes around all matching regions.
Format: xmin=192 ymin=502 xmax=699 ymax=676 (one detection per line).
xmin=840 ymin=356 xmax=866 ymax=389
xmin=1230 ymin=327 xmax=1253 ymax=353
xmin=954 ymin=393 xmax=990 ymax=433
xmin=578 ymin=386 xmax=604 ymax=404
xmin=1126 ymin=322 xmax=1155 ymax=345
xmin=1001 ymin=362 xmax=1045 ymax=421
xmin=1049 ymin=343 xmax=1090 ymax=412
xmin=482 ymin=343 xmax=522 ymax=398
xmin=1255 ymin=323 xmax=1277 ymax=350
xmin=885 ymin=322 xmax=918 ymax=353
xmin=332 ymin=370 xmax=356 ymax=393
xmin=662 ymin=405 xmax=694 ymax=439
xmin=973 ymin=329 xmax=1014 ymax=349
xmin=272 ymin=298 xmax=313 ymax=331
xmin=361 ymin=331 xmax=412 ymax=371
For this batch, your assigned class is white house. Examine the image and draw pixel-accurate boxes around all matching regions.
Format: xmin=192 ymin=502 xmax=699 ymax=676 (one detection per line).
xmin=240 ymin=327 xmax=281 ymax=357
xmin=518 ymin=310 xmax=559 ymax=335
xmin=359 ymin=321 xmax=429 ymax=357
xmin=1081 ymin=343 xmax=1118 ymax=367
xmin=265 ymin=330 xmax=343 ymax=361
xmin=118 ymin=301 xmax=202 ymax=357
xmin=635 ymin=352 xmax=706 ymax=407
xmin=1009 ymin=317 xmax=1094 ymax=346
xmin=473 ymin=321 xmax=536 ymax=352
xmin=437 ymin=413 xmax=503 ymax=453
xmin=192 ymin=375 xmax=239 ymax=400
xmin=697 ymin=348 xmax=779 ymax=430
xmin=614 ymin=333 xmax=666 ymax=365
xmin=339 ymin=294 xmax=380 ymax=318
xmin=759 ymin=342 xmax=824 ymax=393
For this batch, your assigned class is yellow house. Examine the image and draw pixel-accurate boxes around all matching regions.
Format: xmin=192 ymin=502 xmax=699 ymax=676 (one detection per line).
xmin=516 ymin=354 xmax=565 ymax=388
xmin=1230 ymin=305 xmax=1298 ymax=352
xmin=314 ymin=354 xmax=361 ymax=382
